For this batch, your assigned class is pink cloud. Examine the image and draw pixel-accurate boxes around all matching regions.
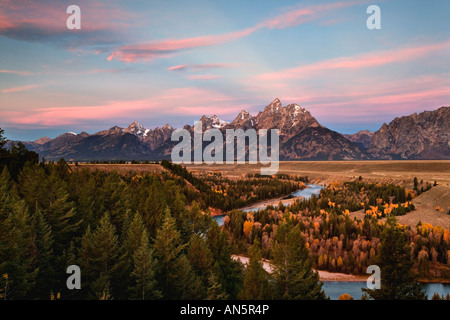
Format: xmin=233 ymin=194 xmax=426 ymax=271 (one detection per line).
xmin=278 ymin=75 xmax=450 ymax=122
xmin=186 ymin=74 xmax=222 ymax=80
xmin=0 ymin=0 xmax=137 ymax=47
xmin=259 ymin=1 xmax=363 ymax=29
xmin=2 ymin=84 xmax=39 ymax=93
xmin=168 ymin=63 xmax=238 ymax=72
xmin=108 ymin=1 xmax=363 ymax=62
xmin=259 ymin=40 xmax=450 ymax=81
xmin=0 ymin=69 xmax=34 ymax=76
xmin=107 ymin=27 xmax=258 ymax=62
xmin=168 ymin=65 xmax=187 ymax=71
xmin=4 ymin=87 xmax=242 ymax=126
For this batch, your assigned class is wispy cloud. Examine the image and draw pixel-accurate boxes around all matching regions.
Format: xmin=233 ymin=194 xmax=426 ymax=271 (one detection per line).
xmin=258 ymin=40 xmax=450 ymax=81
xmin=108 ymin=1 xmax=365 ymax=62
xmin=107 ymin=27 xmax=258 ymax=62
xmin=3 ymin=87 xmax=242 ymax=126
xmin=0 ymin=69 xmax=34 ymax=76
xmin=278 ymin=74 xmax=450 ymax=124
xmin=257 ymin=0 xmax=363 ymax=29
xmin=0 ymin=0 xmax=137 ymax=50
xmin=186 ymin=74 xmax=222 ymax=80
xmin=168 ymin=63 xmax=238 ymax=72
xmin=2 ymin=84 xmax=39 ymax=93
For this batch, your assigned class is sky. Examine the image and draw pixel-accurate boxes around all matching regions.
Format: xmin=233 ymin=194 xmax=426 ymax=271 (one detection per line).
xmin=0 ymin=0 xmax=449 ymax=141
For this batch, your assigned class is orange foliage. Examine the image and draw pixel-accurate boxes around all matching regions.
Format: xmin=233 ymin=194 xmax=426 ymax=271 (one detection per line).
xmin=338 ymin=293 xmax=354 ymax=300
xmin=243 ymin=220 xmax=254 ymax=237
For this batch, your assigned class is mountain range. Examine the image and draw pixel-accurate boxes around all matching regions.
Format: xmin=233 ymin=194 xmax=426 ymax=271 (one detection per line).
xmin=10 ymin=99 xmax=450 ymax=161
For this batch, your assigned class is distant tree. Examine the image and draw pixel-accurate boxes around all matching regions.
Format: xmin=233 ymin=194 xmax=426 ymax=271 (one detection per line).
xmin=362 ymin=216 xmax=427 ymax=300
xmin=413 ymin=177 xmax=418 ymax=191
xmin=338 ymin=293 xmax=354 ymax=300
xmin=0 ymin=128 xmax=38 ymax=180
xmin=0 ymin=128 xmax=7 ymax=150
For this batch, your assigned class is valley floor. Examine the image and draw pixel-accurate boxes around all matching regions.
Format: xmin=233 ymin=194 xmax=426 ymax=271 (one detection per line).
xmin=185 ymin=160 xmax=450 ymax=229
xmin=72 ymin=160 xmax=450 ymax=229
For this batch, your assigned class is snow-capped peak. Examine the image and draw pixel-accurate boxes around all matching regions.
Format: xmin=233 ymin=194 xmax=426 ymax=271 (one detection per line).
xmin=210 ymin=115 xmax=229 ymax=129
xmin=238 ymin=110 xmax=250 ymax=120
xmin=128 ymin=121 xmax=146 ymax=136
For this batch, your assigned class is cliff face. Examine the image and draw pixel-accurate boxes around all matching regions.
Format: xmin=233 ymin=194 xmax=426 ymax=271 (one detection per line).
xmin=367 ymin=106 xmax=450 ymax=160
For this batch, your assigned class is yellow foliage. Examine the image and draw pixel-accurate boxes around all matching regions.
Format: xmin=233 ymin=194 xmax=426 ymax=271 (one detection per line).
xmin=243 ymin=220 xmax=254 ymax=237
xmin=338 ymin=293 xmax=354 ymax=300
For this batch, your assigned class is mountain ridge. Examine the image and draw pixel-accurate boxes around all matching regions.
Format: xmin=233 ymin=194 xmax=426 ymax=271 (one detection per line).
xmin=8 ymin=101 xmax=449 ymax=161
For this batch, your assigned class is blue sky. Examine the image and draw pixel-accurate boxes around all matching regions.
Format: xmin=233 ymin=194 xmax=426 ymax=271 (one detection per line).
xmin=0 ymin=0 xmax=449 ymax=141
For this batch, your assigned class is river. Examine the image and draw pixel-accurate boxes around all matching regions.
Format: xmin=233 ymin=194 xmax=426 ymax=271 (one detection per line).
xmin=212 ymin=183 xmax=324 ymax=226
xmin=322 ymin=281 xmax=450 ymax=300
xmin=212 ymin=184 xmax=450 ymax=298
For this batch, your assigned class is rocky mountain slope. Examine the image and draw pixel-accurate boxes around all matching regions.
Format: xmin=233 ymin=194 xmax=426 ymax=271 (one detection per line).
xmin=367 ymin=106 xmax=449 ymax=160
xmin=342 ymin=130 xmax=374 ymax=150
xmin=10 ymin=100 xmax=448 ymax=161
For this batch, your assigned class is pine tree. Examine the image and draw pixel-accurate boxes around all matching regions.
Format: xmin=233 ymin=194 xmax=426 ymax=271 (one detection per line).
xmin=362 ymin=216 xmax=427 ymax=300
xmin=206 ymin=222 xmax=244 ymax=299
xmin=79 ymin=213 xmax=123 ymax=299
xmin=240 ymin=238 xmax=272 ymax=300
xmin=154 ymin=208 xmax=194 ymax=299
xmin=0 ymin=200 xmax=38 ymax=299
xmin=124 ymin=212 xmax=146 ymax=257
xmin=271 ymin=216 xmax=327 ymax=300
xmin=206 ymin=273 xmax=228 ymax=300
xmin=29 ymin=210 xmax=55 ymax=299
xmin=187 ymin=234 xmax=214 ymax=297
xmin=130 ymin=230 xmax=161 ymax=300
